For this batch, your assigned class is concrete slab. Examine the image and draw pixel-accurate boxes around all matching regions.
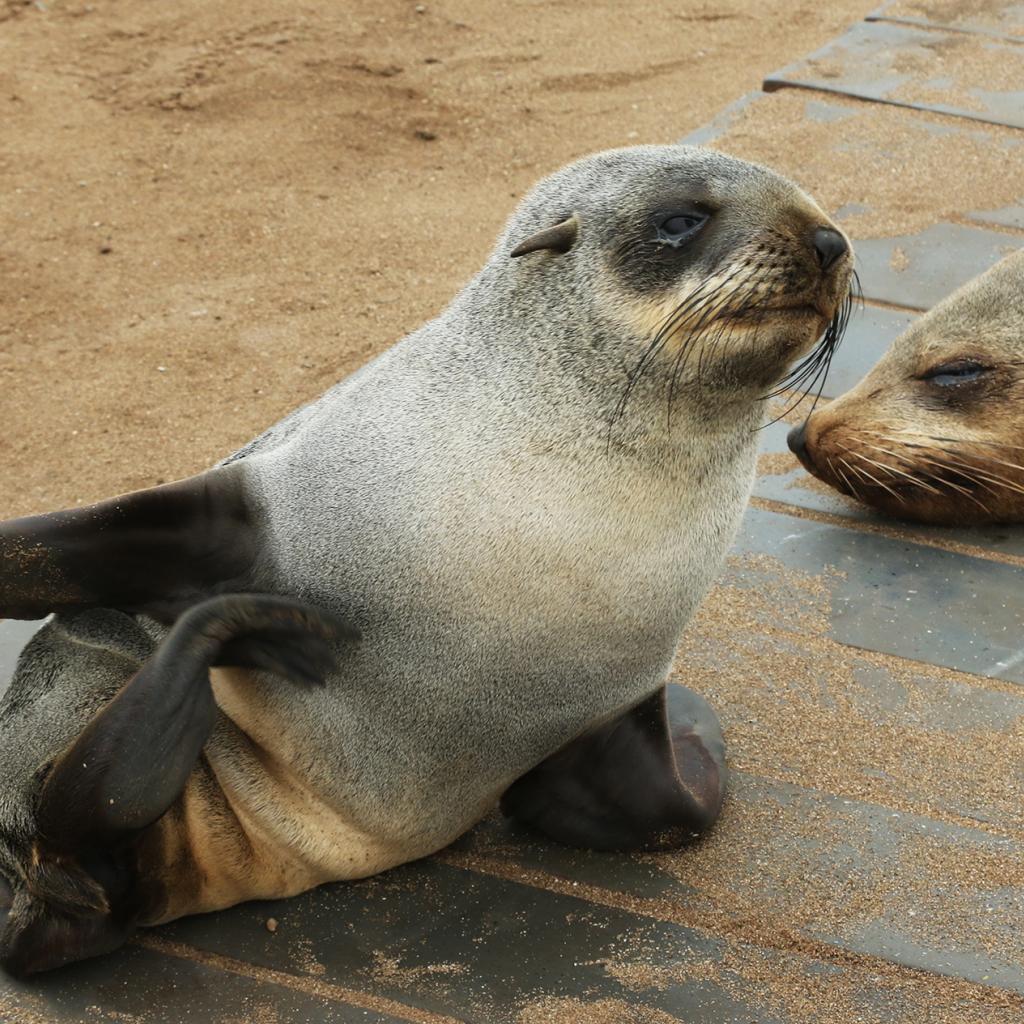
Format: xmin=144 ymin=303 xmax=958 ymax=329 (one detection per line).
xmin=679 ymin=90 xmax=763 ymax=146
xmin=456 ymin=767 xmax=1024 ymax=993
xmin=764 ymin=21 xmax=1024 ymax=131
xmin=159 ymin=859 xmax=1020 ymax=1023
xmin=970 ymin=200 xmax=1024 ymax=231
xmin=1 ymin=942 xmax=403 ymax=1023
xmin=854 ymin=222 xmax=1022 ymax=310
xmin=868 ymin=1 xmax=1024 ymax=42
xmin=732 ymin=505 xmax=1024 ymax=683
xmin=677 ymin=520 xmax=1024 ymax=830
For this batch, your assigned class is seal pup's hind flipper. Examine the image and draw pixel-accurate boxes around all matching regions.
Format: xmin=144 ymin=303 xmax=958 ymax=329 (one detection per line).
xmin=500 ymin=685 xmax=726 ymax=852
xmin=0 ymin=594 xmax=357 ymax=976
xmin=0 ymin=463 xmax=258 ymax=621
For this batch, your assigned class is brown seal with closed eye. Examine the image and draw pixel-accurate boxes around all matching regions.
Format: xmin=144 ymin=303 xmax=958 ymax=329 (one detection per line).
xmin=789 ymin=249 xmax=1024 ymax=526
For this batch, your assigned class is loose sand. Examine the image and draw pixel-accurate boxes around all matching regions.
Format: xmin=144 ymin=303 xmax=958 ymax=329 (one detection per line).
xmin=1 ymin=0 xmax=875 ymax=518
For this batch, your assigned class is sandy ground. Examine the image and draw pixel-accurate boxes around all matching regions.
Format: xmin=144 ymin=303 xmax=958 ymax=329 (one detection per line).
xmin=1 ymin=0 xmax=877 ymax=520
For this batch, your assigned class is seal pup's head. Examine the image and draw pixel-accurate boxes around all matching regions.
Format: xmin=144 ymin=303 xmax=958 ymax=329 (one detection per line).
xmin=490 ymin=146 xmax=854 ymax=431
xmin=788 ymin=250 xmax=1024 ymax=525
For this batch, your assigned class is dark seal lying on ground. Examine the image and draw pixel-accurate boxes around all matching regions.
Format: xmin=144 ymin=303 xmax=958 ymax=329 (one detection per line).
xmin=0 ymin=145 xmax=853 ymax=974
xmin=789 ymin=249 xmax=1024 ymax=525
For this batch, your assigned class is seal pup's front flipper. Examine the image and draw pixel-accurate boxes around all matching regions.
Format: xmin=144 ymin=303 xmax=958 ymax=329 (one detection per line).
xmin=500 ymin=685 xmax=726 ymax=852
xmin=0 ymin=462 xmax=258 ymax=621
xmin=0 ymin=594 xmax=356 ymax=976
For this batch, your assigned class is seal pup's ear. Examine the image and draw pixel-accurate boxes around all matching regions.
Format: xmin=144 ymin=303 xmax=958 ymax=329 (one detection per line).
xmin=509 ymin=214 xmax=579 ymax=258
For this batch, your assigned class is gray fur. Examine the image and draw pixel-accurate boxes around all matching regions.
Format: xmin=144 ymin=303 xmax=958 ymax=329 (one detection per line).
xmin=228 ymin=146 xmax=837 ymax=852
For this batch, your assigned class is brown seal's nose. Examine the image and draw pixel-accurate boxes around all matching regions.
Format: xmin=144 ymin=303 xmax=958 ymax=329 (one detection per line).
xmin=812 ymin=227 xmax=848 ymax=271
xmin=787 ymin=420 xmax=815 ymax=472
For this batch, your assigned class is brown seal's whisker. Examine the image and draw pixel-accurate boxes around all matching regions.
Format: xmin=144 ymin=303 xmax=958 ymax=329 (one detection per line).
xmin=830 ymin=456 xmax=861 ymax=500
xmin=840 ymin=451 xmax=906 ymax=504
xmin=849 ymin=450 xmax=924 ymax=496
xmin=923 ymin=435 xmax=1024 ymax=455
xmin=915 ymin=467 xmax=993 ymax=510
xmin=835 ymin=456 xmax=865 ymax=501
xmin=869 ymin=433 xmax=1024 ymax=495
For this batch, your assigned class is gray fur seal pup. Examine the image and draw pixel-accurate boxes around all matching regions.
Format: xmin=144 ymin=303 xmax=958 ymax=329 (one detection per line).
xmin=0 ymin=145 xmax=853 ymax=974
xmin=789 ymin=249 xmax=1024 ymax=525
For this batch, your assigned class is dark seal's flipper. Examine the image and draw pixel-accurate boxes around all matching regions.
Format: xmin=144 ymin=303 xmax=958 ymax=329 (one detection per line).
xmin=0 ymin=463 xmax=258 ymax=621
xmin=35 ymin=594 xmax=355 ymax=853
xmin=500 ymin=685 xmax=726 ymax=852
xmin=0 ymin=594 xmax=356 ymax=976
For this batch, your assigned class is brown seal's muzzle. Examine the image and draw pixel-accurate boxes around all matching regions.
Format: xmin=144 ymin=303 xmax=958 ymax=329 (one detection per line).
xmin=786 ymin=419 xmax=815 ymax=474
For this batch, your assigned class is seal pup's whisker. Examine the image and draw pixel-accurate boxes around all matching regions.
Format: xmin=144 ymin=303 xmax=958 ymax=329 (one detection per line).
xmin=613 ymin=268 xmax=728 ymax=423
xmin=684 ymin=271 xmax=766 ymax=398
xmin=760 ymin=278 xmax=856 ymax=430
xmin=613 ymin=260 xmax=760 ymax=436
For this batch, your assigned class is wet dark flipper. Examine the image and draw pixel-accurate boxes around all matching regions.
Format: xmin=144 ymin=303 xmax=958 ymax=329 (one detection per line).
xmin=500 ymin=684 xmax=726 ymax=852
xmin=37 ymin=594 xmax=356 ymax=852
xmin=0 ymin=594 xmax=357 ymax=977
xmin=0 ymin=463 xmax=259 ymax=622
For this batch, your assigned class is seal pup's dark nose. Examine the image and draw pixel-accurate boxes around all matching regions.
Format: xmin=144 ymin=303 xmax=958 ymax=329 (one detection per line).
xmin=812 ymin=227 xmax=848 ymax=271
xmin=787 ymin=420 xmax=815 ymax=472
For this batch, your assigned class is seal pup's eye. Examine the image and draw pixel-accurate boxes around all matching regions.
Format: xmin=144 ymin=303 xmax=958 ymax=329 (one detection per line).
xmin=658 ymin=211 xmax=710 ymax=246
xmin=920 ymin=360 xmax=989 ymax=388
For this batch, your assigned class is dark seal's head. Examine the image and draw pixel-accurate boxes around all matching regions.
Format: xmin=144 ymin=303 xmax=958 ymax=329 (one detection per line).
xmin=495 ymin=146 xmax=854 ymax=419
xmin=789 ymin=250 xmax=1024 ymax=525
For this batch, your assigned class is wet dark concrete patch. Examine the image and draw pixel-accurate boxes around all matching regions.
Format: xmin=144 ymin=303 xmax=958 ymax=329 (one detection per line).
xmin=0 ymin=942 xmax=403 ymax=1023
